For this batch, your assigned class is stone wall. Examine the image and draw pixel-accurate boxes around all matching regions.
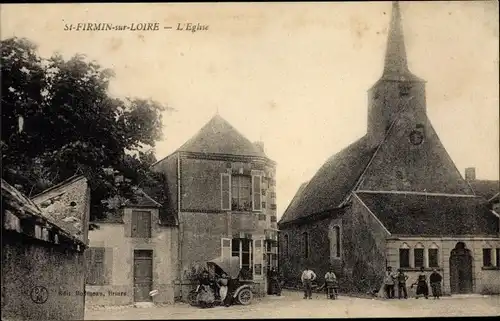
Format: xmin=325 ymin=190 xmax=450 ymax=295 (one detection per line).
xmin=86 ymin=207 xmax=179 ymax=306
xmin=278 ymin=217 xmax=332 ymax=287
xmin=341 ymin=196 xmax=390 ymax=293
xmin=2 ymin=232 xmax=86 ymax=320
xmin=386 ymin=237 xmax=500 ymax=296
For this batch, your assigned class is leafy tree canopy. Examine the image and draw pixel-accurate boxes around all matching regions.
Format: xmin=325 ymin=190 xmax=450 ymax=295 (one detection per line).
xmin=1 ymin=37 xmax=174 ymax=221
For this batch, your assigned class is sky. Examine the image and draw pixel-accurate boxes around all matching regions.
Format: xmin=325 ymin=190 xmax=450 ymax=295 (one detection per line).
xmin=2 ymin=2 xmax=499 ymax=219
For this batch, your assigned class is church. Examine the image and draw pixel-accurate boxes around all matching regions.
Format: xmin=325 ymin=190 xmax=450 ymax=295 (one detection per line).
xmin=278 ymin=2 xmax=500 ymax=296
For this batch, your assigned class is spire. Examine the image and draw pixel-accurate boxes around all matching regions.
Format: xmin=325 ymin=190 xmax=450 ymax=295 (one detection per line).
xmin=383 ymin=1 xmax=410 ymax=78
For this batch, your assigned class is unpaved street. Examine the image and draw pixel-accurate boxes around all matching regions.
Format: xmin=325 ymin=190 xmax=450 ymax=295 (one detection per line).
xmin=85 ymin=290 xmax=500 ymax=319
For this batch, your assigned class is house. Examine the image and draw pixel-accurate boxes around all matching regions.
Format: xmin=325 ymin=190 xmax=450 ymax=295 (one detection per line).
xmin=152 ymin=113 xmax=278 ymax=299
xmin=278 ymin=2 xmax=500 ymax=296
xmin=85 ymin=187 xmax=178 ymax=306
xmin=465 ymin=167 xmax=500 ymax=213
xmin=1 ymin=176 xmax=90 ymax=320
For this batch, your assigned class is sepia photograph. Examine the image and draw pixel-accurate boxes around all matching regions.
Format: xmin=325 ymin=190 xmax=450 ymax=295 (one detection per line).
xmin=1 ymin=1 xmax=499 ymax=320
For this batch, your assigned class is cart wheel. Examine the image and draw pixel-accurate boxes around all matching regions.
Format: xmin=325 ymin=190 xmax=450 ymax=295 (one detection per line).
xmin=237 ymin=288 xmax=253 ymax=305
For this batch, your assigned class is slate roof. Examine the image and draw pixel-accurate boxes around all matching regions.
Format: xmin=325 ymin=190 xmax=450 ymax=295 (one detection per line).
xmin=468 ymin=180 xmax=499 ymax=201
xmin=2 ymin=179 xmax=85 ymax=245
xmin=278 ymin=135 xmax=377 ymax=224
xmin=175 ymin=114 xmax=267 ymax=158
xmin=31 ymin=175 xmax=89 ymax=243
xmin=355 ymin=191 xmax=499 ymax=236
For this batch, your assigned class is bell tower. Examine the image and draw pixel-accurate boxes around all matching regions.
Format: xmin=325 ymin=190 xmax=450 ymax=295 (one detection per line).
xmin=367 ymin=1 xmax=427 ymax=146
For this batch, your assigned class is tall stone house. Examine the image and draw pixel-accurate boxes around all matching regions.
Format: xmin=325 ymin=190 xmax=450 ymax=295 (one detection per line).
xmin=278 ymin=2 xmax=500 ymax=296
xmin=153 ymin=113 xmax=278 ymax=299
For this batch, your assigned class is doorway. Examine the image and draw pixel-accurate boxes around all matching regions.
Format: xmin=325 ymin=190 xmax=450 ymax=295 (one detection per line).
xmin=133 ymin=250 xmax=153 ymax=302
xmin=449 ymin=242 xmax=473 ymax=294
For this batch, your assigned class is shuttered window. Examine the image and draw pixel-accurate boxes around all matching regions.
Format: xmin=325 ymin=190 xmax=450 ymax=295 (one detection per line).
xmin=252 ymin=175 xmax=262 ymax=211
xmin=221 ymin=173 xmax=231 ymax=210
xmin=86 ymin=247 xmax=107 ymax=285
xmin=232 ymin=175 xmax=251 ymax=211
xmin=131 ymin=211 xmax=152 ymax=238
xmin=221 ymin=238 xmax=232 ymax=260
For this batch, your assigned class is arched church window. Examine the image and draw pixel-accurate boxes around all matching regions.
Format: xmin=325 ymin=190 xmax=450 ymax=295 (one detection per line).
xmin=334 ymin=226 xmax=341 ymax=258
xmin=399 ymin=242 xmax=410 ymax=268
xmin=302 ymin=232 xmax=309 ymax=259
xmin=414 ymin=243 xmax=425 ymax=268
xmin=429 ymin=243 xmax=439 ymax=268
xmin=283 ymin=234 xmax=289 ymax=257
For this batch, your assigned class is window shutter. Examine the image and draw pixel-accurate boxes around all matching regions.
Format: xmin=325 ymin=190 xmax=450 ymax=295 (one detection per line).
xmin=221 ymin=238 xmax=232 ymax=260
xmin=221 ymin=174 xmax=231 ymax=210
xmin=252 ymin=175 xmax=262 ymax=211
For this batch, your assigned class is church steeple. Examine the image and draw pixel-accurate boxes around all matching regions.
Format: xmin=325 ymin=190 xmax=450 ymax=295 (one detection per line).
xmin=380 ymin=1 xmax=421 ymax=82
xmin=367 ymin=1 xmax=426 ymax=145
xmin=384 ymin=2 xmax=408 ymax=76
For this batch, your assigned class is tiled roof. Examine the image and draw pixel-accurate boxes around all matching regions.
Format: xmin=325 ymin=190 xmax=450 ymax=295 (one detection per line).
xmin=175 ymin=114 xmax=267 ymax=158
xmin=278 ymin=135 xmax=377 ymax=224
xmin=468 ymin=180 xmax=499 ymax=201
xmin=2 ymin=179 xmax=85 ymax=245
xmin=31 ymin=176 xmax=89 ymax=243
xmin=355 ymin=191 xmax=498 ymax=236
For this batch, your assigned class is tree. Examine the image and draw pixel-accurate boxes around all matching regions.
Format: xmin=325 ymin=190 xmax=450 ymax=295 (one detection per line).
xmin=1 ymin=37 xmax=175 ymax=220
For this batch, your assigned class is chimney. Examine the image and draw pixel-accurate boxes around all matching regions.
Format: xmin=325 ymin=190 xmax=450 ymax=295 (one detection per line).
xmin=465 ymin=167 xmax=476 ymax=181
xmin=254 ymin=141 xmax=265 ymax=153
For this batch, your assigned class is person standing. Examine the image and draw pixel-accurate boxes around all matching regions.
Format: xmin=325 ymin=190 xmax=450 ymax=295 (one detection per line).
xmin=429 ymin=269 xmax=442 ymax=299
xmin=396 ymin=269 xmax=408 ymax=299
xmin=324 ymin=268 xmax=338 ymax=299
xmin=383 ymin=266 xmax=396 ymax=299
xmin=301 ymin=266 xmax=317 ymax=299
xmin=411 ymin=267 xmax=429 ymax=299
xmin=268 ymin=267 xmax=282 ymax=296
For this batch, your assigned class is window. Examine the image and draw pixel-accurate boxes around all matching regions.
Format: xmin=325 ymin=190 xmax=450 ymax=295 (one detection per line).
xmin=131 ymin=211 xmax=152 ymax=238
xmin=265 ymin=240 xmax=278 ymax=271
xmin=231 ymin=238 xmax=253 ymax=279
xmin=483 ymin=248 xmax=492 ymax=267
xmin=252 ymin=175 xmax=262 ymax=211
xmin=231 ymin=175 xmax=251 ymax=211
xmin=86 ymin=247 xmax=107 ymax=285
xmin=221 ymin=173 xmax=231 ymax=210
xmin=399 ymin=83 xmax=410 ymax=97
xmin=334 ymin=226 xmax=341 ymax=258
xmin=283 ymin=234 xmax=289 ymax=256
xmin=497 ymin=248 xmax=500 ymax=267
xmin=221 ymin=238 xmax=231 ymax=260
xmin=399 ymin=243 xmax=410 ymax=268
xmin=21 ymin=219 xmax=36 ymax=237
xmin=428 ymin=243 xmax=439 ymax=268
xmin=303 ymin=232 xmax=309 ymax=258
xmin=414 ymin=243 xmax=424 ymax=268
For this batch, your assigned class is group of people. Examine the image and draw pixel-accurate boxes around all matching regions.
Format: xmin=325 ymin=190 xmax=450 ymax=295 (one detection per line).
xmin=195 ymin=270 xmax=234 ymax=308
xmin=384 ymin=266 xmax=443 ymax=299
xmin=301 ymin=266 xmax=339 ymax=300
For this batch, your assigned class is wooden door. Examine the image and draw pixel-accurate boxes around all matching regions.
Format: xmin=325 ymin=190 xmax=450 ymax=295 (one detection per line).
xmin=449 ymin=243 xmax=473 ymax=294
xmin=133 ymin=250 xmax=153 ymax=302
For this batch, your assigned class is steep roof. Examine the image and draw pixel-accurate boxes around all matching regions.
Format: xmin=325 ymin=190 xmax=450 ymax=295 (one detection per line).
xmin=468 ymin=180 xmax=499 ymax=201
xmin=278 ymin=136 xmax=377 ymax=224
xmin=355 ymin=191 xmax=498 ymax=236
xmin=279 ymin=181 xmax=309 ymax=224
xmin=175 ymin=114 xmax=267 ymax=158
xmin=31 ymin=175 xmax=89 ymax=243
